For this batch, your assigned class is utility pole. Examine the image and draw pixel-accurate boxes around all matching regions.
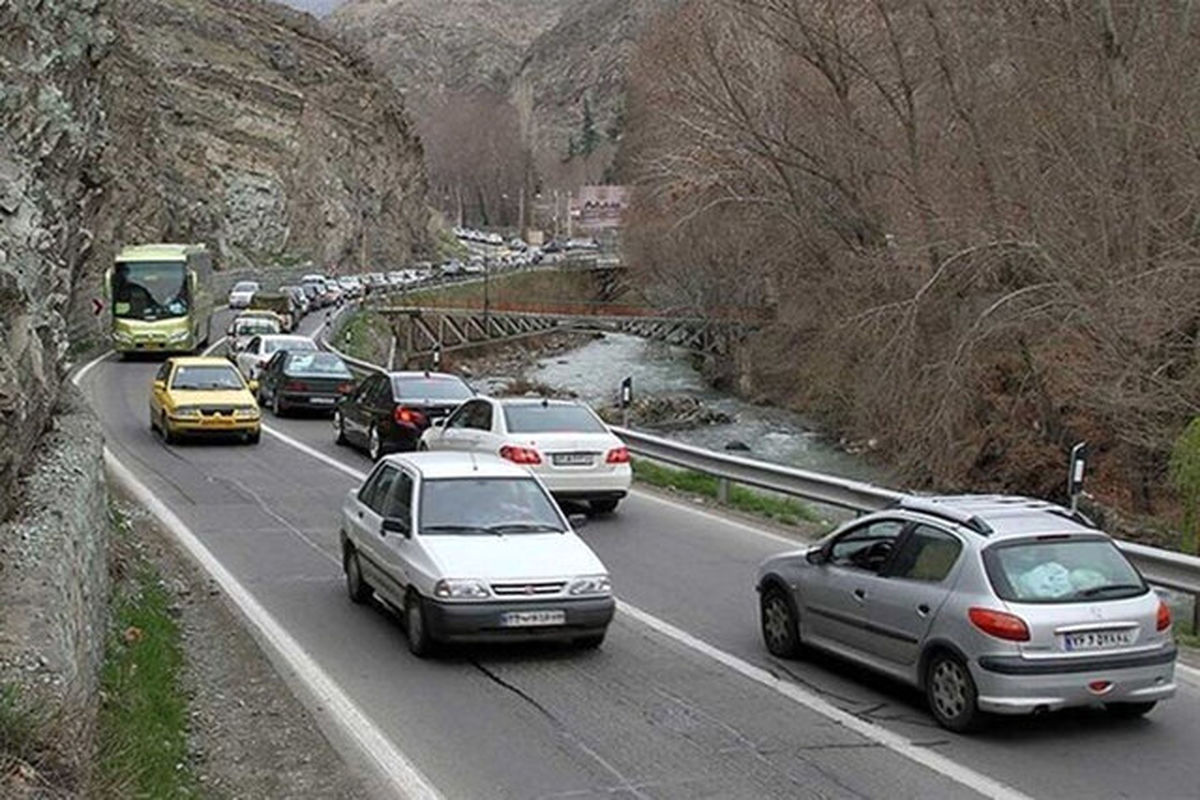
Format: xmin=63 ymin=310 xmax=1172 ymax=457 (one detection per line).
xmin=518 ymin=184 xmax=525 ymax=239
xmin=566 ymin=190 xmax=573 ymax=240
xmin=552 ymin=189 xmax=559 ymax=239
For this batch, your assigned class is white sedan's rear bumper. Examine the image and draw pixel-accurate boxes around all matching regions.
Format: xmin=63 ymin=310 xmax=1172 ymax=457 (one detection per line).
xmin=534 ymin=464 xmax=632 ymax=499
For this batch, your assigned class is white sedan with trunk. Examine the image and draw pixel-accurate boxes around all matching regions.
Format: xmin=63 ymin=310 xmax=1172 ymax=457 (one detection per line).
xmin=419 ymin=397 xmax=632 ymax=513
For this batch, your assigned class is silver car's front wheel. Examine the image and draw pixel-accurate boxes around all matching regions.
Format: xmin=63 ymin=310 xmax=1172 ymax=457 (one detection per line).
xmin=926 ymin=652 xmax=982 ymax=732
xmin=760 ymin=587 xmax=800 ymax=658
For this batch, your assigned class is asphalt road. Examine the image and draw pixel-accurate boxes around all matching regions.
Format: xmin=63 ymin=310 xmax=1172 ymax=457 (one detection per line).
xmin=78 ymin=308 xmax=1200 ymax=800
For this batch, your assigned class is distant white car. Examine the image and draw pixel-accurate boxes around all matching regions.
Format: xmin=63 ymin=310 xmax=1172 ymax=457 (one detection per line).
xmin=234 ymin=334 xmax=317 ymax=379
xmin=228 ymin=281 xmax=259 ymax=309
xmin=420 ymin=397 xmax=632 ymax=513
xmin=226 ymin=315 xmax=281 ymax=356
xmin=339 ymin=451 xmax=614 ymax=655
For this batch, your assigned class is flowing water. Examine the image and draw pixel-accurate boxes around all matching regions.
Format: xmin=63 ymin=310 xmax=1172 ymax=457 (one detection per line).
xmin=480 ymin=332 xmax=891 ymax=486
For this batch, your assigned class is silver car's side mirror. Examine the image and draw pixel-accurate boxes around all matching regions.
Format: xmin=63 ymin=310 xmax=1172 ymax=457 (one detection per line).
xmin=805 ymin=547 xmax=827 ymax=565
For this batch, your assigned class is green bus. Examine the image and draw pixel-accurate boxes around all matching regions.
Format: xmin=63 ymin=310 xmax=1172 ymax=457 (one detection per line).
xmin=107 ymin=244 xmax=215 ymax=354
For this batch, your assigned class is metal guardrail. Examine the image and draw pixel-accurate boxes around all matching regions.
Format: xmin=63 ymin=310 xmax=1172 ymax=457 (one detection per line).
xmin=611 ymin=426 xmax=906 ymax=512
xmin=317 ymin=304 xmax=1200 ymax=620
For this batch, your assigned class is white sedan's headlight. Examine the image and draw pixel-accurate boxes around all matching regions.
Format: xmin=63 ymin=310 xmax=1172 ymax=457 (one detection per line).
xmin=434 ymin=579 xmax=491 ymax=600
xmin=567 ymin=575 xmax=611 ymax=596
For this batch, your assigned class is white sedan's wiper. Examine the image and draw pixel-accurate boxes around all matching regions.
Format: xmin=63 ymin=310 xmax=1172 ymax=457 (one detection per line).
xmin=485 ymin=523 xmax=563 ymax=534
xmin=422 ymin=524 xmax=500 ymax=536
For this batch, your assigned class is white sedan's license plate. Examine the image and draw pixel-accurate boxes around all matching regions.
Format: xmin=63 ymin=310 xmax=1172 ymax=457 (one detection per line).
xmin=500 ymin=610 xmax=565 ymax=628
xmin=553 ymin=453 xmax=594 ymax=466
xmin=1063 ymin=629 xmax=1135 ymax=652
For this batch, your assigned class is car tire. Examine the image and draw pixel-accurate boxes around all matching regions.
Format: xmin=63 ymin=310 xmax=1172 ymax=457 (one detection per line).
xmin=574 ymin=632 xmax=606 ymax=650
xmin=1105 ymin=701 xmax=1157 ymax=719
xmin=334 ymin=411 xmax=348 ymax=445
xmin=417 ymin=441 xmax=429 ymax=452
xmin=405 ymin=592 xmax=434 ymax=658
xmin=161 ymin=412 xmax=178 ymax=445
xmin=272 ymin=392 xmax=285 ymax=417
xmin=245 ymin=429 xmax=261 ymax=445
xmin=344 ymin=548 xmax=372 ymax=605
xmin=925 ymin=651 xmax=984 ymax=733
xmin=591 ymin=498 xmax=620 ymax=514
xmin=368 ymin=425 xmax=384 ymax=461
xmin=760 ymin=586 xmax=801 ymax=658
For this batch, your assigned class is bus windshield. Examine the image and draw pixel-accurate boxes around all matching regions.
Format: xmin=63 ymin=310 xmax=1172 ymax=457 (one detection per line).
xmin=112 ymin=261 xmax=189 ymax=321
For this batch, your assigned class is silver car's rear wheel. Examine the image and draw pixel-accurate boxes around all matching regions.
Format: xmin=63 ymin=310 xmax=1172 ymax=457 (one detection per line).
xmin=926 ymin=652 xmax=982 ymax=732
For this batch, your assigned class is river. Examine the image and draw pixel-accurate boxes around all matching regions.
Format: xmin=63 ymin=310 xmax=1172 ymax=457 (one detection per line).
xmin=478 ymin=332 xmax=892 ymax=486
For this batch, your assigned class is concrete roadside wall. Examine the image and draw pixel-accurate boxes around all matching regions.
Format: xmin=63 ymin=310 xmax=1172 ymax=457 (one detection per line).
xmin=0 ymin=386 xmax=108 ymax=780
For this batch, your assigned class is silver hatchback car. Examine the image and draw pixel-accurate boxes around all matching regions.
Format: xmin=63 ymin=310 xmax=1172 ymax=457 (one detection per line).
xmin=757 ymin=495 xmax=1177 ymax=731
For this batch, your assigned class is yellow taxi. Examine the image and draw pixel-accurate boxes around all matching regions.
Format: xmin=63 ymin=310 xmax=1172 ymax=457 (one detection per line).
xmin=149 ymin=356 xmax=261 ymax=444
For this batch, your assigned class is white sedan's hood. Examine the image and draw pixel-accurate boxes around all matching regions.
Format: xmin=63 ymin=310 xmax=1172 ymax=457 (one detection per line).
xmin=421 ymin=532 xmax=606 ymax=580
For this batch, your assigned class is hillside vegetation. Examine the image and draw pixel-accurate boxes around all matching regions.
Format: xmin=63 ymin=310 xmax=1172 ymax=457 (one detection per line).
xmin=623 ymin=1 xmax=1200 ymax=526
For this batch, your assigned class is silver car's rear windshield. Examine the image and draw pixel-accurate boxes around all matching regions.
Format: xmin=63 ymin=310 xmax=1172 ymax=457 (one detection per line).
xmin=504 ymin=404 xmax=607 ymax=434
xmin=419 ymin=477 xmax=564 ymax=535
xmin=982 ymin=537 xmax=1147 ymax=603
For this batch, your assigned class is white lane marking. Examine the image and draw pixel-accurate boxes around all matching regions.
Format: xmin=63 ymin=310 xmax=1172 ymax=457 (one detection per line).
xmin=630 ymin=487 xmax=814 ymax=548
xmin=262 ymin=423 xmax=367 ymax=480
xmin=202 ymin=336 xmax=227 ymax=356
xmin=259 ymin=423 xmax=1028 ymax=800
xmin=71 ymin=349 xmax=113 ymax=387
xmin=105 ymin=449 xmax=443 ymax=800
xmin=617 ymin=601 xmax=1031 ymax=800
xmin=1178 ymin=662 xmax=1200 ymax=686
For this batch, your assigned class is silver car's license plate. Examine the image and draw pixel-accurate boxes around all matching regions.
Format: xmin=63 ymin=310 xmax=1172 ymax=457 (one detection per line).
xmin=500 ymin=610 xmax=565 ymax=627
xmin=1063 ymin=629 xmax=1135 ymax=652
xmin=552 ymin=453 xmax=594 ymax=466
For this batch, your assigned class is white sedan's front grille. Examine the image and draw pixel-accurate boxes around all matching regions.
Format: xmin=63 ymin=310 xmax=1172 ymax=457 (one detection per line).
xmin=490 ymin=581 xmax=567 ymax=597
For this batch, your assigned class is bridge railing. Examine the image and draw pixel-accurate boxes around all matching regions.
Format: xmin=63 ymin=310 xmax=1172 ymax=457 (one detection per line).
xmin=319 ymin=308 xmax=1200 ymax=627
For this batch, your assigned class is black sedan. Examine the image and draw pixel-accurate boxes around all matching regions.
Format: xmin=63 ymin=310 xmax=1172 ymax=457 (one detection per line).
xmin=257 ymin=351 xmax=355 ymax=416
xmin=334 ymin=371 xmax=474 ymax=460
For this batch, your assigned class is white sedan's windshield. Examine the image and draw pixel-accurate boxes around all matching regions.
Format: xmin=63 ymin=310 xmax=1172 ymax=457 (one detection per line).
xmin=263 ymin=338 xmax=316 ymax=355
xmin=235 ymin=319 xmax=278 ymax=336
xmin=420 ymin=478 xmax=563 ymax=535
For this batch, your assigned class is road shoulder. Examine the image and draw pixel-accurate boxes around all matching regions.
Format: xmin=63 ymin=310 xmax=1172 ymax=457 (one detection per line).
xmin=111 ymin=493 xmax=367 ymax=799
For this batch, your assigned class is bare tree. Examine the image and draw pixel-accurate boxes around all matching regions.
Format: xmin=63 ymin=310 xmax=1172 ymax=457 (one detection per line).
xmin=623 ymin=0 xmax=1200 ymax=515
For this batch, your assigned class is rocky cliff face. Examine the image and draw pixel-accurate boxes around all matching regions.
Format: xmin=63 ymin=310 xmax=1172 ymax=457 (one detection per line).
xmin=328 ymin=0 xmax=570 ymax=103
xmin=0 ymin=0 xmax=109 ymax=520
xmin=91 ymin=0 xmax=430 ymax=284
xmin=515 ymin=0 xmax=674 ymax=166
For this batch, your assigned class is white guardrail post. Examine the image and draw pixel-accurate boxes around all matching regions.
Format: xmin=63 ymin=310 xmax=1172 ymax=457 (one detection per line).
xmin=316 ymin=298 xmax=1200 ymax=627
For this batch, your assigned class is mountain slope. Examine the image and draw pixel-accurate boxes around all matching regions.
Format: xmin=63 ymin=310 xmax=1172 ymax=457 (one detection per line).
xmin=328 ymin=0 xmax=571 ymax=102
xmin=86 ymin=0 xmax=429 ymax=298
xmin=514 ymin=0 xmax=675 ymax=166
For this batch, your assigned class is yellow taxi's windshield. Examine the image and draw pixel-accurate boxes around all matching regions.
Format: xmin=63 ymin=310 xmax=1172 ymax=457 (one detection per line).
xmin=171 ymin=365 xmax=244 ymax=391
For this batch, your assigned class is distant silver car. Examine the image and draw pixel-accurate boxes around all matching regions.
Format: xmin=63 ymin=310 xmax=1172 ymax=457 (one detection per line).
xmin=757 ymin=495 xmax=1177 ymax=732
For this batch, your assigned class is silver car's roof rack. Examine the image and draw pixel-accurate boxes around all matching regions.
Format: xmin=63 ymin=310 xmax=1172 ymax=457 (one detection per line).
xmin=890 ymin=497 xmax=995 ymax=536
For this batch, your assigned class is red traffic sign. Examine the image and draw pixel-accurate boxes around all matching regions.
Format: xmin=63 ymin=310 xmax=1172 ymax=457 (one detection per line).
xmin=91 ymin=298 xmax=104 ymax=316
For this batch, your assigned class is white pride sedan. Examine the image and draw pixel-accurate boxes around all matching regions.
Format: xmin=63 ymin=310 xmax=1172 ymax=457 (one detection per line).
xmin=233 ymin=333 xmax=316 ymax=380
xmin=420 ymin=397 xmax=633 ymax=513
xmin=340 ymin=452 xmax=615 ymax=656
